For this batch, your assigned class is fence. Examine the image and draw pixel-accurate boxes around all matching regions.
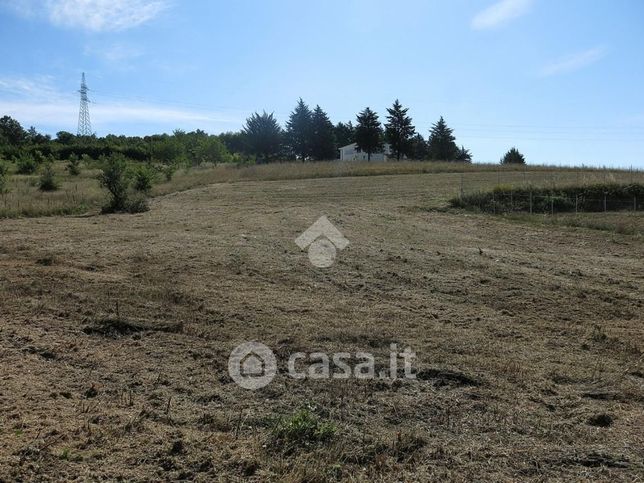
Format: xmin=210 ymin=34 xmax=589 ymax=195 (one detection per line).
xmin=454 ymin=167 xmax=644 ymax=215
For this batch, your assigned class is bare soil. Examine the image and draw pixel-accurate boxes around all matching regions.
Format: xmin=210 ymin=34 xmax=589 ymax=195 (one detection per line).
xmin=1 ymin=173 xmax=642 ymax=481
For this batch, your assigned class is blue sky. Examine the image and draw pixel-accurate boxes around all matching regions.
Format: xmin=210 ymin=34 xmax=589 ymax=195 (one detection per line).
xmin=1 ymin=0 xmax=643 ymax=167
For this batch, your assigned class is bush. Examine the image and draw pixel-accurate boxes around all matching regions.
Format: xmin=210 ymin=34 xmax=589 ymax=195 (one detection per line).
xmin=0 ymin=161 xmax=9 ymax=193
xmin=271 ymin=409 xmax=335 ymax=451
xmin=451 ymin=182 xmax=644 ymax=214
xmin=98 ymin=155 xmax=130 ymax=213
xmin=125 ymin=193 xmax=149 ymax=213
xmin=160 ymin=163 xmax=177 ymax=182
xmin=38 ymin=163 xmax=58 ymax=191
xmin=67 ymin=154 xmax=81 ymax=176
xmin=16 ymin=154 xmax=38 ymax=174
xmin=501 ymin=147 xmax=525 ymax=165
xmin=132 ymin=165 xmax=155 ymax=193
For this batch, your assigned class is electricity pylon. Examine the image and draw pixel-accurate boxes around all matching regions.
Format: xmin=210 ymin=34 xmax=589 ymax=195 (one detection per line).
xmin=77 ymin=72 xmax=92 ymax=136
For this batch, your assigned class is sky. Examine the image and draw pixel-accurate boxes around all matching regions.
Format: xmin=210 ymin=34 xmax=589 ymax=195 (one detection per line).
xmin=0 ymin=0 xmax=643 ymax=167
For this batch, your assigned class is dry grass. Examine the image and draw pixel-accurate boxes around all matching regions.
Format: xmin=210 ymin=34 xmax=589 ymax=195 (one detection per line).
xmin=0 ymin=172 xmax=642 ymax=481
xmin=2 ymin=159 xmax=642 ymax=218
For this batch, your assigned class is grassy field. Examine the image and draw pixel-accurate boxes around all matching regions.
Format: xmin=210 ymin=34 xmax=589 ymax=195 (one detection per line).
xmin=1 ymin=159 xmax=643 ymax=219
xmin=0 ymin=166 xmax=643 ymax=481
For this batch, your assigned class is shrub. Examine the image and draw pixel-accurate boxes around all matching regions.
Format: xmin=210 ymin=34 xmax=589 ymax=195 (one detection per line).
xmin=160 ymin=163 xmax=177 ymax=182
xmin=16 ymin=154 xmax=38 ymax=174
xmin=67 ymin=154 xmax=81 ymax=176
xmin=98 ymin=155 xmax=130 ymax=213
xmin=451 ymin=182 xmax=644 ymax=214
xmin=125 ymin=193 xmax=149 ymax=213
xmin=132 ymin=165 xmax=155 ymax=193
xmin=501 ymin=147 xmax=525 ymax=165
xmin=271 ymin=409 xmax=336 ymax=451
xmin=38 ymin=163 xmax=58 ymax=191
xmin=0 ymin=160 xmax=9 ymax=193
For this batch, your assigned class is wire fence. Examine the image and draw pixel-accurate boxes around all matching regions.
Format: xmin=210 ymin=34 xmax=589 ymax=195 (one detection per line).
xmin=451 ymin=167 xmax=644 ymax=215
xmin=468 ymin=192 xmax=641 ymax=215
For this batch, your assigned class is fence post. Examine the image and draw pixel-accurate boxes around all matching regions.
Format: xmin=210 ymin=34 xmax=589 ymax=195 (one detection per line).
xmin=575 ymin=194 xmax=578 ymax=214
xmin=550 ymin=194 xmax=554 ymax=215
xmin=529 ymin=190 xmax=533 ymax=214
xmin=492 ymin=191 xmax=496 ymax=214
xmin=603 ymin=192 xmax=607 ymax=212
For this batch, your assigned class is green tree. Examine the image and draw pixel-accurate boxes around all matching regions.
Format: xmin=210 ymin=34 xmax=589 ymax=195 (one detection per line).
xmin=150 ymin=135 xmax=184 ymax=164
xmin=355 ymin=107 xmax=383 ymax=161
xmin=385 ymin=99 xmax=415 ymax=160
xmin=25 ymin=126 xmax=50 ymax=144
xmin=501 ymin=147 xmax=525 ymax=165
xmin=55 ymin=131 xmax=76 ymax=145
xmin=67 ymin=154 xmax=82 ymax=176
xmin=286 ymin=98 xmax=313 ymax=160
xmin=310 ymin=105 xmax=337 ymax=160
xmin=334 ymin=122 xmax=355 ymax=148
xmin=456 ymin=146 xmax=472 ymax=163
xmin=38 ymin=163 xmax=58 ymax=191
xmin=194 ymin=136 xmax=231 ymax=164
xmin=98 ymin=155 xmax=130 ymax=212
xmin=218 ymin=131 xmax=247 ymax=154
xmin=0 ymin=115 xmax=26 ymax=145
xmin=409 ymin=133 xmax=429 ymax=160
xmin=132 ymin=165 xmax=154 ymax=193
xmin=427 ymin=116 xmax=459 ymax=161
xmin=242 ymin=111 xmax=283 ymax=163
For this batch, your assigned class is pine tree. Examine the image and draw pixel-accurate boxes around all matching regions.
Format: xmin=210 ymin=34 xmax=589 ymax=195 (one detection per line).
xmin=286 ymin=98 xmax=313 ymax=160
xmin=355 ymin=107 xmax=383 ymax=161
xmin=500 ymin=147 xmax=525 ymax=165
xmin=334 ymin=121 xmax=355 ymax=148
xmin=310 ymin=105 xmax=337 ymax=160
xmin=409 ymin=133 xmax=429 ymax=160
xmin=427 ymin=116 xmax=459 ymax=161
xmin=456 ymin=145 xmax=472 ymax=163
xmin=242 ymin=111 xmax=283 ymax=163
xmin=385 ymin=99 xmax=415 ymax=161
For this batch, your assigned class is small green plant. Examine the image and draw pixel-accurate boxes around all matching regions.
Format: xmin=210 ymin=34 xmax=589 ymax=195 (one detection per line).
xmin=271 ymin=409 xmax=336 ymax=450
xmin=125 ymin=193 xmax=149 ymax=213
xmin=67 ymin=154 xmax=81 ymax=176
xmin=0 ymin=161 xmax=9 ymax=193
xmin=98 ymin=155 xmax=130 ymax=213
xmin=16 ymin=154 xmax=38 ymax=175
xmin=38 ymin=163 xmax=58 ymax=191
xmin=132 ymin=165 xmax=154 ymax=193
xmin=161 ymin=163 xmax=177 ymax=182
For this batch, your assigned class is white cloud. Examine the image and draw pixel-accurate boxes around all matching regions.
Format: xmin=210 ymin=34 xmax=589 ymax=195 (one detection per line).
xmin=0 ymin=75 xmax=64 ymax=101
xmin=471 ymin=0 xmax=533 ymax=30
xmin=84 ymin=43 xmax=145 ymax=66
xmin=540 ymin=47 xmax=607 ymax=77
xmin=1 ymin=0 xmax=169 ymax=32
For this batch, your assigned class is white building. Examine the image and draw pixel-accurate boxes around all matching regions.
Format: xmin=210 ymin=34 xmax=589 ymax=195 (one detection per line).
xmin=339 ymin=143 xmax=392 ymax=161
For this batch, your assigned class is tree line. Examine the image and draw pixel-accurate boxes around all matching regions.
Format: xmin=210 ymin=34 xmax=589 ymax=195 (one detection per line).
xmin=240 ymin=99 xmax=473 ymax=163
xmin=0 ymin=100 xmax=528 ymax=165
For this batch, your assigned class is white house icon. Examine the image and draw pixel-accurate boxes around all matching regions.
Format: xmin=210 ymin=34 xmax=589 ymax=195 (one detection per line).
xmin=295 ymin=216 xmax=350 ymax=268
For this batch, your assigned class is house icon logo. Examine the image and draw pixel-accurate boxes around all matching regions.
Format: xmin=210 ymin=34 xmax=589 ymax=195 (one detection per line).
xmin=295 ymin=216 xmax=350 ymax=268
xmin=228 ymin=341 xmax=277 ymax=390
